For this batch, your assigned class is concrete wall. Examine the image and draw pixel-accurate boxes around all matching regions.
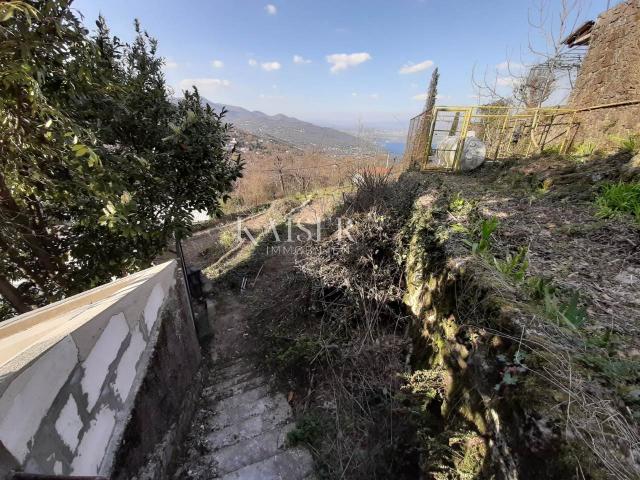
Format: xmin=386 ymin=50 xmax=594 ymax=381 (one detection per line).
xmin=0 ymin=260 xmax=201 ymax=478
xmin=569 ymin=0 xmax=640 ymax=143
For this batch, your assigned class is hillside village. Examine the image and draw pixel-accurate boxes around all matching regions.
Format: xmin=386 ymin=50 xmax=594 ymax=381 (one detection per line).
xmin=0 ymin=1 xmax=639 ymax=479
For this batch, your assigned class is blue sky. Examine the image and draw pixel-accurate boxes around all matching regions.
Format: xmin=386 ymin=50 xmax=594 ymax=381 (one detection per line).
xmin=73 ymin=0 xmax=614 ymax=131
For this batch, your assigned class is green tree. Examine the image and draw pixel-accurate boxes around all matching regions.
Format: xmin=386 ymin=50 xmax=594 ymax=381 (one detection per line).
xmin=449 ymin=112 xmax=460 ymax=136
xmin=0 ymin=1 xmax=242 ymax=318
xmin=423 ymin=67 xmax=439 ymax=116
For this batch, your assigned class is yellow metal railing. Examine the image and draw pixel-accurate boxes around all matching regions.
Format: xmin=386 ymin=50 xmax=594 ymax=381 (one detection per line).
xmin=405 ymin=105 xmax=580 ymax=171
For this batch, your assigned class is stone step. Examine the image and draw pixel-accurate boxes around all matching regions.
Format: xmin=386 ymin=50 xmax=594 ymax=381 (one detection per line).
xmin=210 ymin=393 xmax=291 ymax=431
xmin=213 ymin=359 xmax=257 ymax=379
xmin=219 ymin=447 xmax=315 ymax=480
xmin=207 ymin=403 xmax=292 ymax=450
xmin=215 ymin=385 xmax=270 ymax=412
xmin=213 ymin=423 xmax=295 ymax=475
xmin=205 ymin=368 xmax=264 ymax=396
xmin=210 ymin=376 xmax=270 ymax=401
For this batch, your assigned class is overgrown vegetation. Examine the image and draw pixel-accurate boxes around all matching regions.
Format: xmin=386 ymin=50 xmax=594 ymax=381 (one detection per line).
xmin=253 ymin=171 xmax=424 ymax=479
xmin=612 ymin=133 xmax=640 ymax=154
xmin=595 ymin=181 xmax=640 ymax=222
xmin=0 ymin=1 xmax=242 ymax=319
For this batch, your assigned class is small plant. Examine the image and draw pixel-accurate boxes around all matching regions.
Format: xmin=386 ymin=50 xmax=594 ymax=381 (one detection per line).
xmin=526 ymin=275 xmax=555 ymax=301
xmin=464 ymin=217 xmax=499 ymax=254
xmin=543 ymin=290 xmax=588 ymax=329
xmin=611 ymin=133 xmax=640 ymax=154
xmin=218 ymin=229 xmax=238 ymax=250
xmin=572 ymin=141 xmax=598 ymax=158
xmin=449 ymin=192 xmax=474 ymax=214
xmin=579 ymin=354 xmax=640 ymax=386
xmin=595 ymin=181 xmax=640 ymax=222
xmin=286 ymin=413 xmax=325 ymax=447
xmin=494 ymin=246 xmax=529 ymax=282
xmin=495 ymin=350 xmax=528 ymax=391
xmin=542 ymin=144 xmax=563 ymax=156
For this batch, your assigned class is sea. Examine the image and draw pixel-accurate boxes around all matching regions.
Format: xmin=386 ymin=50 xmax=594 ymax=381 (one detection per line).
xmin=379 ymin=141 xmax=405 ymax=156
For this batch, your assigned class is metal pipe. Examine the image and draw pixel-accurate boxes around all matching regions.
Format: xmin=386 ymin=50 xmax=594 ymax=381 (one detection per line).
xmin=175 ymin=236 xmax=197 ymax=329
xmin=573 ymin=99 xmax=640 ymax=112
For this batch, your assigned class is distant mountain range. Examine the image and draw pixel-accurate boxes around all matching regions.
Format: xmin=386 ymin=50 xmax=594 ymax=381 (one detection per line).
xmin=203 ymin=99 xmax=379 ymax=155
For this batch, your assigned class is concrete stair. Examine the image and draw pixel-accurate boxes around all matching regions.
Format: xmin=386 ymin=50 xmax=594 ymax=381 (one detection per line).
xmin=205 ymin=358 xmax=314 ymax=479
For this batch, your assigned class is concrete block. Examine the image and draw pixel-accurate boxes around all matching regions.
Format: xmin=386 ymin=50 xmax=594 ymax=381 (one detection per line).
xmin=55 ymin=394 xmax=83 ymax=451
xmin=144 ymin=284 xmax=164 ymax=333
xmin=80 ymin=313 xmax=129 ymax=412
xmin=113 ymin=326 xmax=147 ymax=402
xmin=0 ymin=337 xmax=78 ymax=464
xmin=71 ymin=405 xmax=116 ymax=475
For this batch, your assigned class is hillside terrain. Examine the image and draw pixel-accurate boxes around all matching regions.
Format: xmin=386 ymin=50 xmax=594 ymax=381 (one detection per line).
xmin=178 ymin=147 xmax=640 ymax=479
xmin=205 ymin=99 xmax=380 ymax=155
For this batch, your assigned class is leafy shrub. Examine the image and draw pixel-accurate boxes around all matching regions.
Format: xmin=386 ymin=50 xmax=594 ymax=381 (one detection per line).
xmin=595 ymin=182 xmax=640 ymax=222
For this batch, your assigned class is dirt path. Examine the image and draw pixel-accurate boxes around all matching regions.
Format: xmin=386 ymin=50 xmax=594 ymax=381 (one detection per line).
xmin=173 ymin=193 xmax=340 ymax=480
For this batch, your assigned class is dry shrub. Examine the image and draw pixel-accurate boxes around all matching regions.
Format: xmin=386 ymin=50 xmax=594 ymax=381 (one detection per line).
xmin=285 ymin=174 xmax=425 ymax=479
xmin=229 ymin=151 xmax=390 ymax=210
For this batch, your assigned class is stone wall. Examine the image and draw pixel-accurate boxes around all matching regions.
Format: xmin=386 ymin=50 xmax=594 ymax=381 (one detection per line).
xmin=0 ymin=260 xmax=202 ymax=478
xmin=569 ymin=0 xmax=640 ymax=143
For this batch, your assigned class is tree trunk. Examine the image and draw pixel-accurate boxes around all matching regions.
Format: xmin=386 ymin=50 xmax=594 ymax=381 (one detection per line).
xmin=0 ymin=172 xmax=65 ymax=278
xmin=0 ymin=274 xmax=31 ymax=314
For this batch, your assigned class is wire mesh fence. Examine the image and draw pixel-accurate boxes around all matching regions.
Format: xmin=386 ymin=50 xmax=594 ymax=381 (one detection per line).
xmin=404 ymin=105 xmax=580 ymax=171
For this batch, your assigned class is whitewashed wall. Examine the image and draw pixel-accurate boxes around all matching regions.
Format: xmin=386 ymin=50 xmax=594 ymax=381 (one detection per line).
xmin=0 ymin=261 xmax=179 ymax=477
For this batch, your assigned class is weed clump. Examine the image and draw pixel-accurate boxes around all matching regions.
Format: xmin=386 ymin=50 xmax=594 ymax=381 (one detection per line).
xmin=595 ymin=181 xmax=640 ymax=222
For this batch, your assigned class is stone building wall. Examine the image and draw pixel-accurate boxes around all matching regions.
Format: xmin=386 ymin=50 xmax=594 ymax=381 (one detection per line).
xmin=569 ymin=0 xmax=640 ymax=144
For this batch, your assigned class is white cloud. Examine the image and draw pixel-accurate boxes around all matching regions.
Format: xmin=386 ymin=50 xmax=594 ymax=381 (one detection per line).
xmin=496 ymin=61 xmax=525 ymax=72
xmin=212 ymin=60 xmax=224 ymax=69
xmin=293 ymin=54 xmax=311 ymax=64
xmin=259 ymin=93 xmax=285 ymax=100
xmin=497 ymin=76 xmax=519 ymax=87
xmin=164 ymin=59 xmax=178 ymax=70
xmin=352 ymin=92 xmax=379 ymax=99
xmin=178 ymin=78 xmax=231 ymax=96
xmin=265 ymin=4 xmax=277 ymax=15
xmin=248 ymin=59 xmax=258 ymax=67
xmin=261 ymin=61 xmax=281 ymax=71
xmin=326 ymin=52 xmax=371 ymax=73
xmin=411 ymin=93 xmax=450 ymax=102
xmin=399 ymin=59 xmax=434 ymax=75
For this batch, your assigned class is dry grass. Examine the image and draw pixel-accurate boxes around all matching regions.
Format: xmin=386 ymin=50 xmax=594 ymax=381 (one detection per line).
xmin=228 ymin=151 xmax=391 ymax=211
xmin=418 ymin=150 xmax=640 ymax=478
